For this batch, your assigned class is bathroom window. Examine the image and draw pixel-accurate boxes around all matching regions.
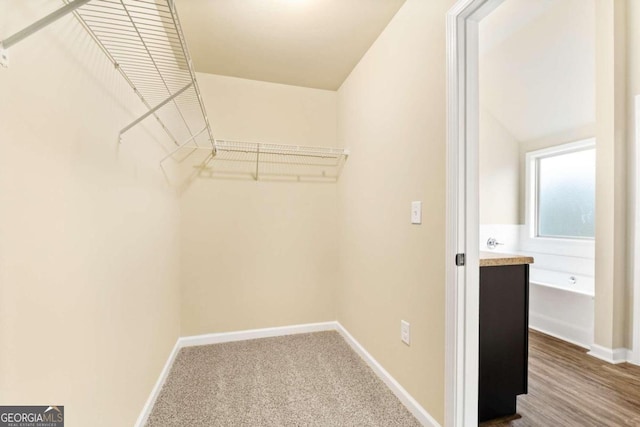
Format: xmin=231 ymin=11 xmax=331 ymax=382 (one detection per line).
xmin=526 ymin=139 xmax=595 ymax=240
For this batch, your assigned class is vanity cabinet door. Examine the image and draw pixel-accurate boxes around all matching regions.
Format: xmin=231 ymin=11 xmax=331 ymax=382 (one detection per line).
xmin=478 ymin=264 xmax=529 ymax=422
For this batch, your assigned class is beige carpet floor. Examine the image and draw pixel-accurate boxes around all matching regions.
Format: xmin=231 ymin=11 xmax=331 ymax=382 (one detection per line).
xmin=145 ymin=331 xmax=421 ymax=426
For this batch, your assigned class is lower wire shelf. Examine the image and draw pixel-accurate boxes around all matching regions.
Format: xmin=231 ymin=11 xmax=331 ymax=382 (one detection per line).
xmin=162 ymin=139 xmax=350 ymax=183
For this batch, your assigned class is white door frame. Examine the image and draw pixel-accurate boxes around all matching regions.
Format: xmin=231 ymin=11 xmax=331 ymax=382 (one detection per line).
xmin=445 ymin=2 xmax=636 ymax=424
xmin=445 ymin=1 xmax=505 ymax=426
xmin=633 ymin=94 xmax=640 ymax=365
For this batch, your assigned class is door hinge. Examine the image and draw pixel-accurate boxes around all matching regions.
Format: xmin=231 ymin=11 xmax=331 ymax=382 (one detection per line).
xmin=455 ymin=253 xmax=465 ymax=266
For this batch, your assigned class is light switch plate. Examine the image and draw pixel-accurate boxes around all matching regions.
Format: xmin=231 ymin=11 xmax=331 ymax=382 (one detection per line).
xmin=411 ymin=201 xmax=422 ymax=224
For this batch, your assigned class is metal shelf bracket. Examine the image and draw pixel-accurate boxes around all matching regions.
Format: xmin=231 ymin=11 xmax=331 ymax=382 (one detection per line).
xmin=119 ymin=82 xmax=193 ymax=140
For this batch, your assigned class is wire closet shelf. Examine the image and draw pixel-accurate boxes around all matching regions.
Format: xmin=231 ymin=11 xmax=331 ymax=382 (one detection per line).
xmin=2 ymin=0 xmax=350 ymax=179
xmin=189 ymin=140 xmax=350 ymax=182
xmin=65 ymin=0 xmax=215 ymax=150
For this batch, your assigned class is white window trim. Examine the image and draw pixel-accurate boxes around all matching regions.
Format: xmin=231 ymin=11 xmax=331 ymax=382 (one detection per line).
xmin=523 ymin=138 xmax=596 ymax=258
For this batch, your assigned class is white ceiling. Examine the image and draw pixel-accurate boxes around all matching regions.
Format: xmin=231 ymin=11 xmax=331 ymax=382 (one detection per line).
xmin=479 ymin=0 xmax=595 ymax=142
xmin=175 ymin=0 xmax=406 ymax=90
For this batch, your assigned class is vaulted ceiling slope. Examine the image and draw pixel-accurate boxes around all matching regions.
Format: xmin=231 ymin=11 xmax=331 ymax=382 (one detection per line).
xmin=480 ymin=0 xmax=595 ymax=142
xmin=175 ymin=0 xmax=406 ymax=90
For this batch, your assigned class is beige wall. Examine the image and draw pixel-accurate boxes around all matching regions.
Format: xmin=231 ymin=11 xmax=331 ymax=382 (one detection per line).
xmin=479 ymin=107 xmax=520 ymax=224
xmin=336 ymin=0 xmax=453 ymax=423
xmin=626 ymin=0 xmax=640 ymax=348
xmin=594 ymin=0 xmax=628 ymax=350
xmin=179 ymin=74 xmax=338 ymax=336
xmin=0 ymin=2 xmax=181 ymax=426
xmin=5 ymin=2 xmax=635 ymax=427
xmin=196 ymin=73 xmax=338 ymax=146
xmin=630 ymin=0 xmax=640 ymax=122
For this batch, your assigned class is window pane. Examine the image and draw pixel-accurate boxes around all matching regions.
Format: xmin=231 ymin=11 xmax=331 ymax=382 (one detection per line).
xmin=538 ymin=148 xmax=595 ymax=238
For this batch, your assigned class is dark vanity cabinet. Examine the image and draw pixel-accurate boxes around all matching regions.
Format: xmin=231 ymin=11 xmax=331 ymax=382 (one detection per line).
xmin=479 ymin=261 xmax=530 ymax=422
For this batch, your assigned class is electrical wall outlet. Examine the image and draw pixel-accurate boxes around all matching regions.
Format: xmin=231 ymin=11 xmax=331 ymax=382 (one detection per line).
xmin=0 ymin=47 xmax=8 ymax=68
xmin=411 ymin=201 xmax=422 ymax=224
xmin=401 ymin=320 xmax=411 ymax=345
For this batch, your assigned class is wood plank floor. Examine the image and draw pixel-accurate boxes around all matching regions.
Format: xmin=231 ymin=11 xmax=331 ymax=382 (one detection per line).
xmin=480 ymin=330 xmax=640 ymax=427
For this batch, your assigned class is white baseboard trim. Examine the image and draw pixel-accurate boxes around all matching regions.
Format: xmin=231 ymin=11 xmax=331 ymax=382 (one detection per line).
xmin=529 ymin=324 xmax=590 ymax=350
xmin=528 ymin=313 xmax=592 ymax=350
xmin=135 ymin=339 xmax=182 ymax=427
xmin=625 ymin=349 xmax=636 ymax=365
xmin=588 ymin=344 xmax=629 ymax=364
xmin=178 ymin=321 xmax=337 ymax=348
xmin=335 ymin=322 xmax=440 ymax=427
xmin=136 ymin=321 xmax=440 ymax=427
xmin=627 ymin=348 xmax=640 ymax=366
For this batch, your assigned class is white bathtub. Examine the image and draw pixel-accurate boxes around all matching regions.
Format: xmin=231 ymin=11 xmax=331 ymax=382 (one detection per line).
xmin=528 ymin=267 xmax=594 ymax=348
xmin=529 ymin=267 xmax=594 ymax=296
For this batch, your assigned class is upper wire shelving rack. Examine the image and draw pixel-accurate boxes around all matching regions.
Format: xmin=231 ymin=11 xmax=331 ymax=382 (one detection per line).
xmin=1 ymin=0 xmax=352 ymax=179
xmin=0 ymin=0 xmax=213 ymax=148
xmin=66 ymin=0 xmax=215 ymax=150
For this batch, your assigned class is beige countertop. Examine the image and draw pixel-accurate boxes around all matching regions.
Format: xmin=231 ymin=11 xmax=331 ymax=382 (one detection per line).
xmin=479 ymin=251 xmax=534 ymax=267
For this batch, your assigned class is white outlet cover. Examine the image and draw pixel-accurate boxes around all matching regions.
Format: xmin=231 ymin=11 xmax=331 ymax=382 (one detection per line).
xmin=411 ymin=201 xmax=422 ymax=224
xmin=401 ymin=320 xmax=410 ymax=345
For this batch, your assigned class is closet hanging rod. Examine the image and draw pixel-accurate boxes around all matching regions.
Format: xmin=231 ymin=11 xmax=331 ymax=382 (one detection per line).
xmin=0 ymin=0 xmax=91 ymax=50
xmin=213 ymin=140 xmax=350 ymax=159
xmin=213 ymin=148 xmax=348 ymax=160
xmin=199 ymin=139 xmax=350 ymax=159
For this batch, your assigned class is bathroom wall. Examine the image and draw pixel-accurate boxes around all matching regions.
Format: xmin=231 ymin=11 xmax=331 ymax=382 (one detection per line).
xmin=593 ymin=0 xmax=628 ymax=352
xmin=478 ymin=106 xmax=521 ymax=253
xmin=479 ymin=107 xmax=520 ymax=225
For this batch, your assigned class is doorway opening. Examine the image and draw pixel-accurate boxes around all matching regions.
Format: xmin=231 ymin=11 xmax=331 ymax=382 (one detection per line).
xmin=443 ymin=0 xmax=632 ymax=426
